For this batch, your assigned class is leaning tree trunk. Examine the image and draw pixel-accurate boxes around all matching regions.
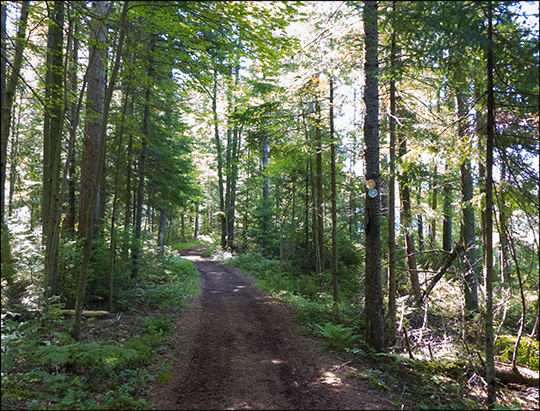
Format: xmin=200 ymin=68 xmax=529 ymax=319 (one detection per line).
xmin=363 ymin=0 xmax=385 ymax=353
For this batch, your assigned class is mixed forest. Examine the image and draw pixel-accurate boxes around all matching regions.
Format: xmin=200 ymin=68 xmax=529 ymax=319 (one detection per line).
xmin=1 ymin=1 xmax=539 ymax=409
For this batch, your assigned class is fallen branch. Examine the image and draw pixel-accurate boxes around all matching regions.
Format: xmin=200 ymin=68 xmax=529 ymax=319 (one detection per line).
xmin=417 ymin=241 xmax=465 ymax=306
xmin=60 ymin=310 xmax=110 ymax=317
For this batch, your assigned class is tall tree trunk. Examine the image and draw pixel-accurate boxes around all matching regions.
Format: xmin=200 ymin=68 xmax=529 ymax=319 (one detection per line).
xmin=330 ymin=77 xmax=339 ymax=302
xmin=194 ymin=202 xmax=199 ymax=240
xmin=108 ymin=76 xmax=132 ymax=311
xmin=398 ymin=132 xmax=421 ymax=301
xmin=262 ymin=129 xmax=270 ymax=253
xmin=8 ymin=112 xmax=20 ymax=217
xmin=1 ymin=1 xmax=5 ymax=108
xmin=43 ymin=0 xmax=65 ymax=297
xmin=498 ymin=162 xmax=511 ymax=284
xmin=227 ymin=126 xmax=240 ymax=249
xmin=65 ymin=17 xmax=79 ymax=234
xmin=213 ymin=67 xmax=227 ymax=250
xmin=456 ymin=64 xmax=479 ymax=312
xmin=1 ymin=0 xmax=29 ymax=297
xmin=484 ymin=2 xmax=496 ymax=406
xmin=301 ymin=112 xmax=312 ymax=274
xmin=442 ymin=160 xmax=453 ymax=253
xmin=124 ymin=98 xmax=134 ymax=229
xmin=428 ymin=163 xmax=437 ymax=270
xmin=226 ymin=64 xmax=240 ymax=251
xmin=387 ymin=7 xmax=397 ymax=346
xmin=417 ymin=190 xmax=424 ymax=252
xmin=1 ymin=0 xmax=30 ymax=228
xmin=132 ymin=36 xmax=155 ymax=279
xmin=315 ymin=87 xmax=324 ymax=274
xmin=363 ymin=0 xmax=385 ymax=353
xmin=73 ymin=0 xmax=127 ymax=340
xmin=78 ymin=0 xmax=109 ymax=240
xmin=158 ymin=207 xmax=167 ymax=257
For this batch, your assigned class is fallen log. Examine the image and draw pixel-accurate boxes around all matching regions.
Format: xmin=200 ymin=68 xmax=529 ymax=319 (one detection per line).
xmin=477 ymin=362 xmax=539 ymax=387
xmin=60 ymin=310 xmax=110 ymax=317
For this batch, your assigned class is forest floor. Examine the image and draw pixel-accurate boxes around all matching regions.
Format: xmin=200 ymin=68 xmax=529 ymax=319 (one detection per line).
xmin=146 ymin=245 xmax=398 ymax=410
xmin=3 ymin=245 xmax=537 ymax=410
xmin=142 ymin=244 xmax=539 ymax=410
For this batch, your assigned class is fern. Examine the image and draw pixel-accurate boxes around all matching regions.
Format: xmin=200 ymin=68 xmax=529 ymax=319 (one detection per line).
xmin=312 ymin=322 xmax=357 ymax=351
xmin=35 ymin=342 xmax=139 ymax=367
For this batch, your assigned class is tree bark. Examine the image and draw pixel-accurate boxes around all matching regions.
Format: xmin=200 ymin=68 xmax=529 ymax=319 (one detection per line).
xmin=226 ymin=64 xmax=240 ymax=251
xmin=261 ymin=127 xmax=270 ymax=254
xmin=398 ymin=132 xmax=421 ymax=301
xmin=132 ymin=35 xmax=155 ymax=279
xmin=1 ymin=0 xmax=30 ymax=229
xmin=72 ymin=0 xmax=127 ymax=341
xmin=428 ymin=163 xmax=437 ymax=270
xmin=78 ymin=1 xmax=109 ymax=240
xmin=158 ymin=207 xmax=167 ymax=257
xmin=498 ymin=162 xmax=511 ymax=284
xmin=1 ymin=1 xmax=5 ymax=108
xmin=315 ymin=89 xmax=324 ymax=274
xmin=484 ymin=2 xmax=496 ymax=406
xmin=43 ymin=0 xmax=65 ymax=298
xmin=108 ymin=74 xmax=132 ymax=311
xmin=455 ymin=62 xmax=479 ymax=313
xmin=212 ymin=67 xmax=227 ymax=250
xmin=123 ymin=98 xmax=134 ymax=229
xmin=330 ymin=77 xmax=338 ymax=302
xmin=442 ymin=160 xmax=453 ymax=253
xmin=363 ymin=0 xmax=385 ymax=353
xmin=65 ymin=17 xmax=79 ymax=235
xmin=387 ymin=8 xmax=397 ymax=345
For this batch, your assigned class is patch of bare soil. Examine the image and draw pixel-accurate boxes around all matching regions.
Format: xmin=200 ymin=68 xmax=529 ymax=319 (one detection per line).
xmin=148 ymin=245 xmax=397 ymax=410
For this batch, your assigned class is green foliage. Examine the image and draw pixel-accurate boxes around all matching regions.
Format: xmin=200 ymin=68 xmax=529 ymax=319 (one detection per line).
xmin=346 ymin=369 xmax=388 ymax=391
xmin=312 ymin=322 xmax=358 ymax=351
xmin=227 ymin=251 xmax=364 ymax=352
xmin=115 ymin=252 xmax=200 ymax=311
xmin=495 ymin=334 xmax=539 ymax=370
xmin=35 ymin=342 xmax=139 ymax=368
xmin=1 ymin=368 xmax=153 ymax=410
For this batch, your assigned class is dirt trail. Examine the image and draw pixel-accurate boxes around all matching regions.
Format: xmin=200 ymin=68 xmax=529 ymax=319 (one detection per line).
xmin=149 ymin=245 xmax=396 ymax=410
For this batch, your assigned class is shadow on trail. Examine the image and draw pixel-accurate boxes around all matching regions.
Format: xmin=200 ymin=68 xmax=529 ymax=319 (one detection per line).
xmin=151 ymin=245 xmax=395 ymax=410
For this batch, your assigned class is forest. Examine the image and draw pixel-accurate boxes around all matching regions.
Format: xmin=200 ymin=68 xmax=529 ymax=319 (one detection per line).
xmin=1 ymin=1 xmax=539 ymax=410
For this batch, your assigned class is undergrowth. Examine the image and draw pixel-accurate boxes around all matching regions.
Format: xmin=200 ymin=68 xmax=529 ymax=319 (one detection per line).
xmin=226 ymin=250 xmax=539 ymax=410
xmin=1 ymin=249 xmax=200 ymax=410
